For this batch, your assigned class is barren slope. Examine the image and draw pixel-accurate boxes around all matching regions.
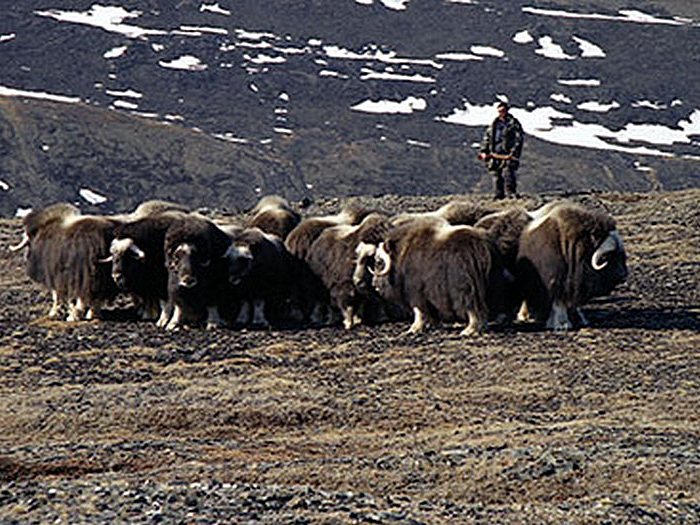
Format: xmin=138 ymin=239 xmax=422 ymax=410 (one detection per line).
xmin=0 ymin=190 xmax=699 ymax=523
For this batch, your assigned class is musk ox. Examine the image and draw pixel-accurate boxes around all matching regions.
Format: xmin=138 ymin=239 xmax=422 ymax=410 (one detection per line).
xmin=516 ymin=201 xmax=628 ymax=331
xmin=220 ymin=225 xmax=297 ymax=328
xmin=106 ymin=211 xmax=187 ymax=325
xmin=371 ymin=218 xmax=512 ymax=335
xmin=246 ymin=195 xmax=300 ymax=240
xmin=163 ymin=215 xmax=232 ymax=330
xmin=285 ymin=203 xmax=377 ymax=325
xmin=11 ymin=203 xmax=82 ymax=318
xmin=305 ymin=212 xmax=393 ymax=329
xmin=12 ymin=203 xmax=122 ymax=321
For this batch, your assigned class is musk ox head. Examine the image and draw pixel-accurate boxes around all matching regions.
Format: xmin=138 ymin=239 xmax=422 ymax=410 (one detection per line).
xmin=107 ymin=238 xmax=146 ymax=288
xmin=224 ymin=243 xmax=254 ymax=285
xmin=167 ymin=243 xmax=210 ymax=289
xmin=370 ymin=241 xmax=400 ymax=303
xmin=352 ymin=241 xmax=377 ymax=293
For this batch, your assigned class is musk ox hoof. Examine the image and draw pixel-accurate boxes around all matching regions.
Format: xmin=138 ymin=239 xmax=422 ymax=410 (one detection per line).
xmin=205 ymin=322 xmax=223 ymax=331
xmin=460 ymin=324 xmax=484 ymax=336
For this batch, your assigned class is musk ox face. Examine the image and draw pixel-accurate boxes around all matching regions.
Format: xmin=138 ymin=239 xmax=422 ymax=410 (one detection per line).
xmin=352 ymin=242 xmax=377 ymax=293
xmin=167 ymin=243 xmax=209 ymax=289
xmin=108 ymin=238 xmax=146 ymax=289
xmin=370 ymin=242 xmax=400 ymax=303
xmin=224 ymin=243 xmax=253 ymax=285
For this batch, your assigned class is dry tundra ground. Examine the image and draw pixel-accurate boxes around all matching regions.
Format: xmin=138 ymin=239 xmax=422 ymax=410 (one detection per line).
xmin=0 ymin=190 xmax=699 ymax=524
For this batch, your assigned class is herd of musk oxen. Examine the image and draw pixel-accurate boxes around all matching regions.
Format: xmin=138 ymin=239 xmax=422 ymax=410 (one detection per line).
xmin=10 ymin=195 xmax=628 ymax=333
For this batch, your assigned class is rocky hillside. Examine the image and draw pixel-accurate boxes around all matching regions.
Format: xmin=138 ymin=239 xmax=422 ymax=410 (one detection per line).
xmin=1 ymin=1 xmax=699 ymax=215
xmin=0 ymin=189 xmax=699 ymax=522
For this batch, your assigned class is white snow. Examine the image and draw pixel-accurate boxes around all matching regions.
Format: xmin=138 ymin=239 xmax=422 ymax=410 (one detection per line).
xmin=248 ymin=53 xmax=286 ymax=64
xmin=550 ymin=93 xmax=572 ymax=104
xmin=513 ymin=30 xmax=534 ymax=44
xmin=0 ymin=180 xmax=9 ymax=191
xmin=438 ymin=100 xmax=700 ymax=157
xmin=103 ymin=46 xmax=128 ymax=59
xmin=558 ymin=78 xmax=601 ymax=87
xmin=319 ymin=70 xmax=349 ymax=79
xmin=435 ymin=52 xmax=483 ymax=61
xmin=535 ymin=36 xmax=575 ymax=60
xmin=351 ymin=96 xmax=427 ymax=114
xmin=470 ymin=45 xmax=505 ymax=58
xmin=632 ymin=100 xmax=666 ymax=110
xmin=360 ymin=69 xmax=436 ymax=83
xmin=35 ymin=5 xmax=166 ymax=38
xmin=79 ymin=188 xmax=108 ymax=205
xmin=235 ymin=29 xmax=276 ymax=41
xmin=572 ymin=36 xmax=605 ymax=58
xmin=577 ymin=100 xmax=620 ymax=112
xmin=178 ymin=25 xmax=228 ymax=36
xmin=16 ymin=208 xmax=32 ymax=218
xmin=522 ymin=7 xmax=693 ymax=26
xmin=158 ymin=55 xmax=208 ymax=71
xmin=105 ymin=89 xmax=143 ymax=99
xmin=200 ymin=3 xmax=232 ymax=16
xmin=273 ymin=127 xmax=293 ymax=134
xmin=323 ymin=45 xmax=443 ymax=69
xmin=0 ymin=33 xmax=17 ymax=43
xmin=0 ymin=85 xmax=80 ymax=104
xmin=357 ymin=0 xmax=410 ymax=10
xmin=113 ymin=100 xmax=139 ymax=110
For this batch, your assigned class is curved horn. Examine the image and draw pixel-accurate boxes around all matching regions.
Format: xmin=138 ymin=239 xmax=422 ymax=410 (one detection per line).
xmin=591 ymin=231 xmax=620 ymax=270
xmin=10 ymin=232 xmax=30 ymax=252
xmin=373 ymin=242 xmax=392 ymax=277
xmin=98 ymin=255 xmax=113 ymax=264
xmin=130 ymin=244 xmax=146 ymax=260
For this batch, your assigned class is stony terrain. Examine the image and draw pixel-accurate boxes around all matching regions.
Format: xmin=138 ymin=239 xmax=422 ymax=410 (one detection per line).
xmin=0 ymin=189 xmax=699 ymax=523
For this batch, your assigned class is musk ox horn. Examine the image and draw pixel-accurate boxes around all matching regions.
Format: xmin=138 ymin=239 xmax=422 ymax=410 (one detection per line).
xmin=373 ymin=242 xmax=392 ymax=277
xmin=591 ymin=231 xmax=621 ymax=270
xmin=9 ymin=232 xmax=30 ymax=252
xmin=130 ymin=244 xmax=146 ymax=260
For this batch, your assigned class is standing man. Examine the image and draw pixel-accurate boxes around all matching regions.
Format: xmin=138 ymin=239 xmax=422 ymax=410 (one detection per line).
xmin=478 ymin=101 xmax=524 ymax=199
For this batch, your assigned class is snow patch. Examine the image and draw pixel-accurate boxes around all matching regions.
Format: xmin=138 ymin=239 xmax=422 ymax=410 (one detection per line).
xmin=351 ymin=96 xmax=427 ymax=114
xmin=79 ymin=188 xmax=108 ymax=205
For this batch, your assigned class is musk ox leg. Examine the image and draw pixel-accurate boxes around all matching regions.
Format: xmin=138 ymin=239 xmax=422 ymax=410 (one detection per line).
xmin=48 ymin=291 xmax=62 ymax=319
xmin=67 ymin=298 xmax=87 ymax=322
xmin=235 ymin=301 xmax=251 ymax=325
xmin=156 ymin=300 xmax=172 ymax=328
xmin=251 ymin=299 xmax=270 ymax=329
xmin=407 ymin=306 xmax=427 ymax=334
xmin=516 ymin=301 xmax=532 ymax=323
xmin=342 ymin=305 xmax=357 ymax=330
xmin=206 ymin=306 xmax=224 ymax=330
xmin=546 ymin=300 xmax=572 ymax=331
xmin=165 ymin=304 xmax=184 ymax=331
xmin=573 ymin=307 xmax=590 ymax=328
xmin=460 ymin=310 xmax=485 ymax=336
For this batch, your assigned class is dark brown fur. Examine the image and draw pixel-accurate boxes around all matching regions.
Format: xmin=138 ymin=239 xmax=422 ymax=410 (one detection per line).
xmin=247 ymin=195 xmax=301 ymax=240
xmin=373 ymin=219 xmax=509 ymax=333
xmin=516 ymin=201 xmax=628 ymax=328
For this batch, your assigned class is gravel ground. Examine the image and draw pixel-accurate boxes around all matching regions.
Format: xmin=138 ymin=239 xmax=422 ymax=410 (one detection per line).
xmin=1 ymin=190 xmax=699 ymax=524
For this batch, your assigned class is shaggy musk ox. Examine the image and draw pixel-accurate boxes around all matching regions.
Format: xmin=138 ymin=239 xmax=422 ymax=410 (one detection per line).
xmin=306 ymin=212 xmax=393 ymax=329
xmin=12 ymin=204 xmax=120 ymax=321
xmin=246 ymin=195 xmax=300 ymax=240
xmin=285 ymin=203 xmax=378 ymax=324
xmin=220 ymin=225 xmax=297 ymax=328
xmin=163 ymin=215 xmax=232 ymax=330
xmin=516 ymin=201 xmax=628 ymax=331
xmin=371 ymin=218 xmax=512 ymax=335
xmin=107 ymin=211 xmax=188 ymax=326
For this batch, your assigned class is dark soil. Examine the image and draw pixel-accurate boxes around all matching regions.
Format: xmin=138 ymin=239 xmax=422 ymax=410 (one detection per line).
xmin=1 ymin=190 xmax=699 ymax=524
